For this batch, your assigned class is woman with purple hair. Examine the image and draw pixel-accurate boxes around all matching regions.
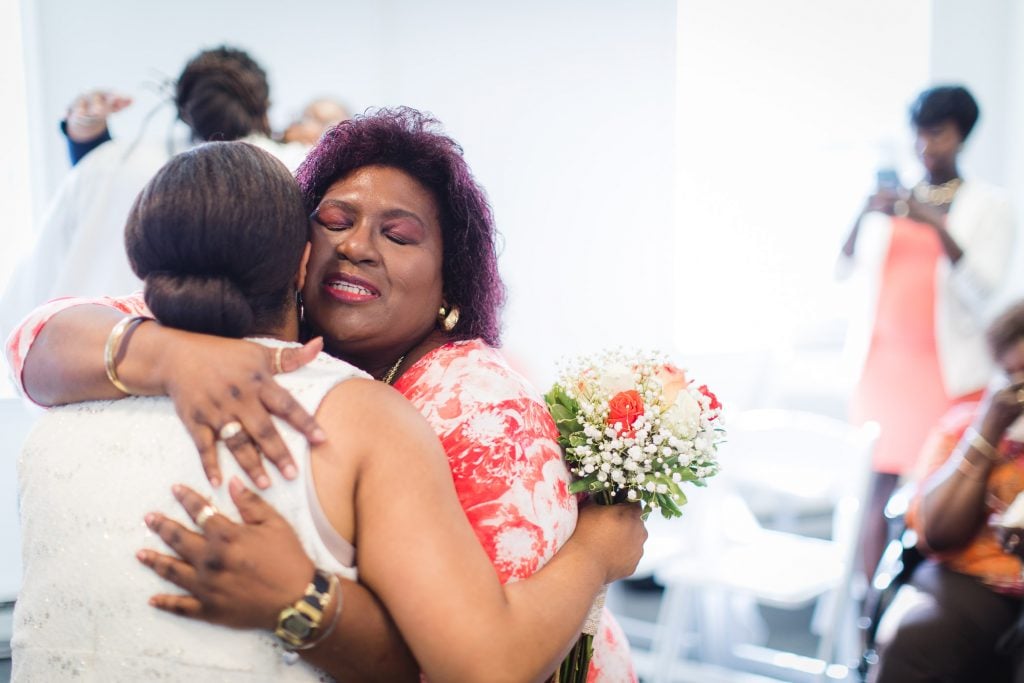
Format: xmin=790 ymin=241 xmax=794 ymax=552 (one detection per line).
xmin=7 ymin=108 xmax=638 ymax=681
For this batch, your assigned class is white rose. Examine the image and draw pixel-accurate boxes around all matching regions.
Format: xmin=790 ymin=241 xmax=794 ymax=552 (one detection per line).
xmin=663 ymin=389 xmax=701 ymax=438
xmin=598 ymin=363 xmax=635 ymax=395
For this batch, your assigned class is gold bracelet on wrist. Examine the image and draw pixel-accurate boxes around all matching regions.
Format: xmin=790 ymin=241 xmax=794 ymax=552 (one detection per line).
xmin=967 ymin=428 xmax=1002 ymax=463
xmin=103 ymin=315 xmax=153 ymax=395
xmin=956 ymin=455 xmax=988 ymax=482
xmin=275 ymin=569 xmax=342 ymax=653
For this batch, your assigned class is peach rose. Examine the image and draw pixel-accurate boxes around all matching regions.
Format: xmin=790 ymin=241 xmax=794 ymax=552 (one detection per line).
xmin=655 ymin=363 xmax=689 ymax=405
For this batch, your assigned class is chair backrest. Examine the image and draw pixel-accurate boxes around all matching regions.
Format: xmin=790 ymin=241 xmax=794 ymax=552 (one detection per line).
xmin=718 ymin=408 xmax=880 ymax=537
xmin=0 ymin=398 xmax=38 ymax=602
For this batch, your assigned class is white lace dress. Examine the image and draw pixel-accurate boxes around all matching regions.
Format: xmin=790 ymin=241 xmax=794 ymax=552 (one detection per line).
xmin=12 ymin=340 xmax=364 ymax=682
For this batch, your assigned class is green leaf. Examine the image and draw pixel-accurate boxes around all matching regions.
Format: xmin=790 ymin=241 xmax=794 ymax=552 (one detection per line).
xmin=568 ymin=433 xmax=587 ymax=447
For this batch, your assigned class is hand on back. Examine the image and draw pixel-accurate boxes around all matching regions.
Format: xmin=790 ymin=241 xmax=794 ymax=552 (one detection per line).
xmin=157 ymin=330 xmax=326 ymax=488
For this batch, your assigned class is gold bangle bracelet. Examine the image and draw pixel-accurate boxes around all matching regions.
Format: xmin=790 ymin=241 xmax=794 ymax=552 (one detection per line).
xmin=956 ymin=455 xmax=987 ymax=482
xmin=103 ymin=315 xmax=152 ymax=395
xmin=967 ymin=428 xmax=1002 ymax=463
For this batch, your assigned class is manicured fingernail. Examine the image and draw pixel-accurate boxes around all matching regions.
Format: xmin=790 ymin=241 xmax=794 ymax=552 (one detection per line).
xmin=210 ymin=476 xmax=222 ymax=488
xmin=171 ymin=484 xmax=184 ymax=497
xmin=144 ymin=513 xmax=157 ymax=528
xmin=283 ymin=464 xmax=298 ymax=480
xmin=136 ymin=550 xmax=147 ymax=562
xmin=256 ymin=475 xmax=271 ymax=489
xmin=312 ymin=428 xmax=327 ymax=443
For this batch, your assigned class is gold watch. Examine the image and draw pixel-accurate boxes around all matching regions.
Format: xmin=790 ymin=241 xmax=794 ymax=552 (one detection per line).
xmin=274 ymin=569 xmax=335 ymax=650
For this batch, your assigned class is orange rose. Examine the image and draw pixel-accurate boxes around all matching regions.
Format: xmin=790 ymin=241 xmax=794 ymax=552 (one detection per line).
xmin=654 ymin=363 xmax=689 ymax=404
xmin=607 ymin=390 xmax=645 ymax=436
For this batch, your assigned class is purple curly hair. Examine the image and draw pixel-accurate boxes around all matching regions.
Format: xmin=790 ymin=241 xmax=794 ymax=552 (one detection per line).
xmin=295 ymin=107 xmax=506 ymax=346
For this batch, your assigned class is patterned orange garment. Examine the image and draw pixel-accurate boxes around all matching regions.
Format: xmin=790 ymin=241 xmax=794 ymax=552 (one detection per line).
xmin=908 ymin=401 xmax=1024 ymax=595
xmin=6 ymin=297 xmax=637 ymax=681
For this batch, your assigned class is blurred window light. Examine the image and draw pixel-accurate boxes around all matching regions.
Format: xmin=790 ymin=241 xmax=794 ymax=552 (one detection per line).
xmin=674 ymin=0 xmax=931 ymax=355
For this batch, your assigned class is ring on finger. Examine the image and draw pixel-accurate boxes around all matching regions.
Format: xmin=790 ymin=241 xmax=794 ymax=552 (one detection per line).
xmin=195 ymin=503 xmax=220 ymax=530
xmin=218 ymin=420 xmax=244 ymax=441
xmin=273 ymin=346 xmax=285 ymax=375
xmin=1016 ymin=388 xmax=1024 ymax=404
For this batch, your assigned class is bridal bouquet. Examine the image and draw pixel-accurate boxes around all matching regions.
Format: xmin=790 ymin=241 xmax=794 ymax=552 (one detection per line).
xmin=544 ymin=349 xmax=724 ymax=683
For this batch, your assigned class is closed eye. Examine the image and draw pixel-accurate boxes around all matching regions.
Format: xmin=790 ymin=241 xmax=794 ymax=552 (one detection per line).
xmin=385 ymin=231 xmax=413 ymax=245
xmin=311 ymin=205 xmax=353 ymax=231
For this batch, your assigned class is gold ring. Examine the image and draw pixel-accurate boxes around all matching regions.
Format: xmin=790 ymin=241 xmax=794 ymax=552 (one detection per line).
xmin=273 ymin=346 xmax=285 ymax=375
xmin=893 ymin=199 xmax=910 ymax=218
xmin=1016 ymin=388 xmax=1024 ymax=403
xmin=195 ymin=504 xmax=219 ymax=530
xmin=218 ymin=420 xmax=244 ymax=441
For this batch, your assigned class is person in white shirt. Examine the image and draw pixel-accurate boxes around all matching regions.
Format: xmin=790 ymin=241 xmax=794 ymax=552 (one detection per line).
xmin=0 ymin=46 xmax=306 ymax=347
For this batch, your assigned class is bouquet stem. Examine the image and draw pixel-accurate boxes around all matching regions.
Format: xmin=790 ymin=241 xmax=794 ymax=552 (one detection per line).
xmin=553 ymin=586 xmax=606 ymax=683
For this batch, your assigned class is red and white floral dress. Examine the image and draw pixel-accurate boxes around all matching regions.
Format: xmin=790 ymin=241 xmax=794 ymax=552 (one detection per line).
xmin=6 ymin=299 xmax=637 ymax=682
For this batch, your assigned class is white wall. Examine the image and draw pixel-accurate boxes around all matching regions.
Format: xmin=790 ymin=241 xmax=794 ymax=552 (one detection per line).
xmin=0 ymin=0 xmax=36 ymax=312
xmin=929 ymin=0 xmax=1024 ymax=311
xmin=929 ymin=0 xmax=1012 ymax=185
xmin=673 ymin=0 xmax=931 ymax=358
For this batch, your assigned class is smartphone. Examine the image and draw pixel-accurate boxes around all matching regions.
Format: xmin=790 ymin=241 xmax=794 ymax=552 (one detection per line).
xmin=876 ymin=168 xmax=901 ymax=191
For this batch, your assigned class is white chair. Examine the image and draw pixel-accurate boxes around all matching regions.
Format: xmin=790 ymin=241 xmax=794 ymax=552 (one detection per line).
xmin=645 ymin=409 xmax=879 ymax=682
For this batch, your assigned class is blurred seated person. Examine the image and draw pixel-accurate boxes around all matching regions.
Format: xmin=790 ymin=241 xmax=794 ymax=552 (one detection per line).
xmin=281 ymin=97 xmax=351 ymax=146
xmin=872 ymin=300 xmax=1024 ymax=682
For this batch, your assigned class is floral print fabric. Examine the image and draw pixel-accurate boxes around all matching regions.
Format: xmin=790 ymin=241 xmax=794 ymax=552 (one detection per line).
xmin=395 ymin=340 xmax=636 ymax=681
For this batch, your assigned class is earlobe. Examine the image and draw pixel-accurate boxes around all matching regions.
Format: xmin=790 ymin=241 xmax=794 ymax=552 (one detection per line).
xmin=296 ymin=242 xmax=312 ymax=290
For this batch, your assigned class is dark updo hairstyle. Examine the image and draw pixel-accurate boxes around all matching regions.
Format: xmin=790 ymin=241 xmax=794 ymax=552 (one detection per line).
xmin=987 ymin=300 xmax=1024 ymax=361
xmin=296 ymin=107 xmax=506 ymax=346
xmin=175 ymin=46 xmax=271 ymax=142
xmin=125 ymin=142 xmax=308 ymax=338
xmin=910 ymin=85 xmax=980 ymax=141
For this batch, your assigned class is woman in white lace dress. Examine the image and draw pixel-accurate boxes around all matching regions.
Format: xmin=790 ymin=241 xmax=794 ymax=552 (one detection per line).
xmin=12 ymin=142 xmax=645 ymax=682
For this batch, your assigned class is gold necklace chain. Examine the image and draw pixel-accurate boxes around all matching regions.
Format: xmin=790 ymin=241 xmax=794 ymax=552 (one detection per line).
xmin=912 ymin=177 xmax=962 ymax=207
xmin=381 ymin=355 xmax=406 ymax=385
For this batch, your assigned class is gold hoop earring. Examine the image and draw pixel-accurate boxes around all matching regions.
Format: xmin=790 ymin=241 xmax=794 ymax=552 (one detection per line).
xmin=437 ymin=304 xmax=460 ymax=333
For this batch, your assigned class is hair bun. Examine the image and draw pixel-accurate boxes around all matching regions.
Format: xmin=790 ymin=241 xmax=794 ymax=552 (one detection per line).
xmin=143 ymin=272 xmax=255 ymax=338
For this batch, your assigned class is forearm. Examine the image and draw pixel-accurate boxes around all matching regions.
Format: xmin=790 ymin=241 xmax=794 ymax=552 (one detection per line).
xmin=933 ymin=220 xmax=964 ymax=264
xmin=60 ymin=120 xmax=111 ymax=165
xmin=22 ymin=305 xmax=129 ymax=405
xmin=495 ymin=537 xmax=607 ymax=680
xmin=920 ymin=445 xmax=993 ymax=550
xmin=302 ymin=579 xmax=419 ymax=682
xmin=841 ymin=214 xmax=864 ymax=258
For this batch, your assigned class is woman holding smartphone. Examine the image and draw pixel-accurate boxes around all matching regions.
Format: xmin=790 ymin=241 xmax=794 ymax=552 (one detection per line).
xmin=838 ymin=85 xmax=1017 ymax=579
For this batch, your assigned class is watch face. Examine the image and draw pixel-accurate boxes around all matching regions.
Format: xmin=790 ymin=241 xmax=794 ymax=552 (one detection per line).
xmin=283 ymin=613 xmax=313 ymax=639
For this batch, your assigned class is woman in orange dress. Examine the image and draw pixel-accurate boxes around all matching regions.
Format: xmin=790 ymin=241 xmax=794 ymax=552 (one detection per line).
xmin=839 ymin=85 xmax=1016 ymax=578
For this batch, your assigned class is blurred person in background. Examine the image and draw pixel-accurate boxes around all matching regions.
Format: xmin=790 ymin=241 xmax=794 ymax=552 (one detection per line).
xmin=871 ymin=300 xmax=1024 ymax=682
xmin=838 ymin=85 xmax=1017 ymax=579
xmin=281 ymin=97 xmax=351 ymax=146
xmin=0 ymin=46 xmax=306 ymax=343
